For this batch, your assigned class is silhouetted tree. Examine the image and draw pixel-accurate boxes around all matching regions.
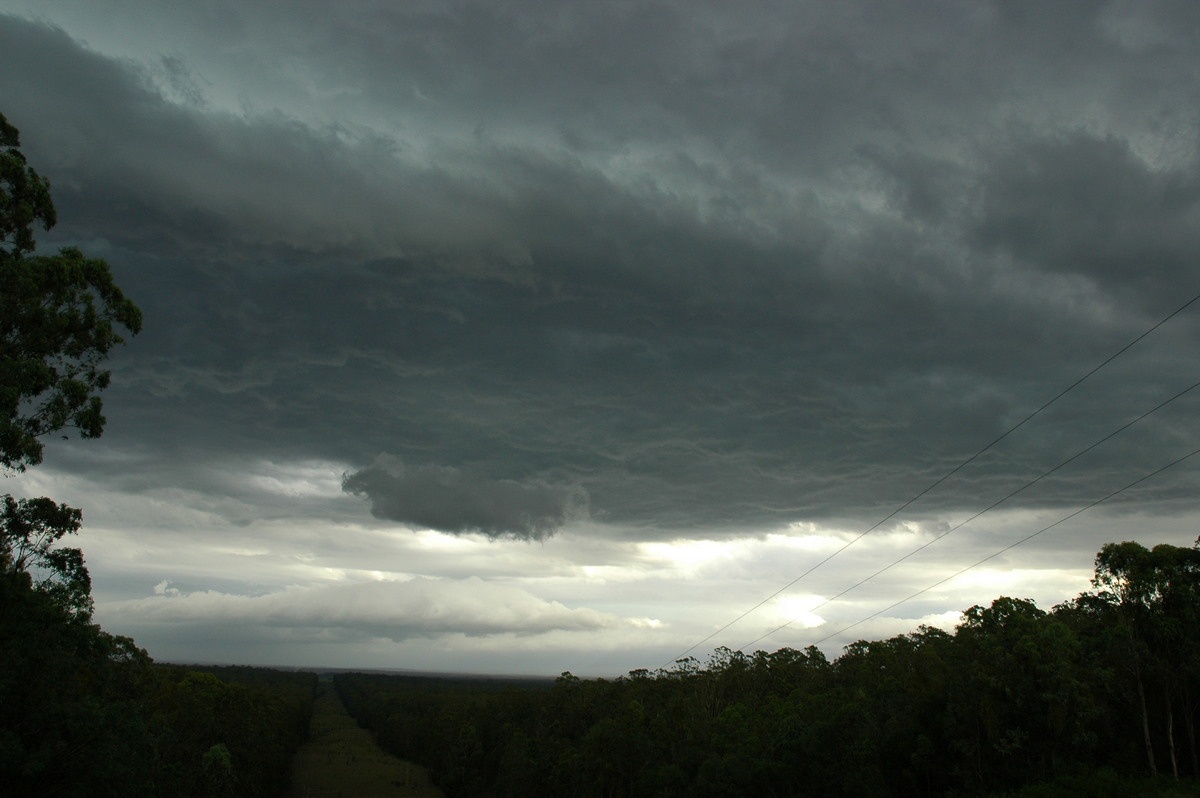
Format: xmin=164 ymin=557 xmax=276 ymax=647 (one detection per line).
xmin=0 ymin=111 xmax=141 ymax=472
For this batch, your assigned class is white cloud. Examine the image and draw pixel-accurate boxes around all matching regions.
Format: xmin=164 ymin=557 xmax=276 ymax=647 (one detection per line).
xmin=104 ymin=576 xmax=628 ymax=641
xmin=152 ymin=579 xmax=180 ymax=596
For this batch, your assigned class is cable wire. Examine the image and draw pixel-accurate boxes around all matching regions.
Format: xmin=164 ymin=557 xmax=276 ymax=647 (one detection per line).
xmin=663 ymin=290 xmax=1200 ymax=666
xmin=739 ymin=376 xmax=1200 ymax=650
xmin=801 ymin=444 xmax=1200 ymax=650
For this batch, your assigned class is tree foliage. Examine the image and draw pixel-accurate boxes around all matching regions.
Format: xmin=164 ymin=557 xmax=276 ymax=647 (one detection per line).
xmin=0 ymin=111 xmax=141 ymax=471
xmin=0 ymin=493 xmax=91 ymax=620
xmin=338 ymin=540 xmax=1200 ymax=798
xmin=0 ymin=113 xmax=323 ymax=796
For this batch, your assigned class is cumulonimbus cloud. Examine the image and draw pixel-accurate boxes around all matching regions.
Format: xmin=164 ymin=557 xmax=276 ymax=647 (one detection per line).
xmin=342 ymin=454 xmax=588 ymax=540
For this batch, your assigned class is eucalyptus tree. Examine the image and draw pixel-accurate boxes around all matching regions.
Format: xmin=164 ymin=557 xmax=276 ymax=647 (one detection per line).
xmin=0 ymin=109 xmax=140 ymax=604
xmin=0 ymin=111 xmax=141 ymax=473
xmin=0 ymin=111 xmax=147 ymax=794
xmin=1092 ymin=540 xmax=1200 ymax=779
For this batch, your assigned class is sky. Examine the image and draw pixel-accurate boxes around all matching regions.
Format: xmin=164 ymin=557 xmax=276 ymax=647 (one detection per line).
xmin=2 ymin=0 xmax=1200 ymax=677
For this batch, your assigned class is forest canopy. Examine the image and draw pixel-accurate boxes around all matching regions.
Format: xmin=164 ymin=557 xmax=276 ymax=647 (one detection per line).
xmin=337 ymin=539 xmax=1200 ymax=798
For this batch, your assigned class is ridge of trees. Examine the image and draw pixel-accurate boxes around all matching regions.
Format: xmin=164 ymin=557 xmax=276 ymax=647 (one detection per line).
xmin=336 ymin=539 xmax=1200 ymax=798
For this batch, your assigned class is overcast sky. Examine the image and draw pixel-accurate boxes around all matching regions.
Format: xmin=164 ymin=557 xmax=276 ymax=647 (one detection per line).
xmin=3 ymin=0 xmax=1200 ymax=676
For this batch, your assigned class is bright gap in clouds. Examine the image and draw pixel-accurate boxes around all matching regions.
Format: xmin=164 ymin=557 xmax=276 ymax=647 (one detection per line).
xmin=246 ymin=459 xmax=348 ymax=498
xmin=12 ymin=452 xmax=1179 ymax=675
xmin=772 ymin=595 xmax=826 ymax=631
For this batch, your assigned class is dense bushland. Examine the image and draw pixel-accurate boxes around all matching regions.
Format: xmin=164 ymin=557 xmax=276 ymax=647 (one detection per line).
xmin=337 ymin=539 xmax=1200 ymax=798
xmin=0 ymin=567 xmax=316 ymax=797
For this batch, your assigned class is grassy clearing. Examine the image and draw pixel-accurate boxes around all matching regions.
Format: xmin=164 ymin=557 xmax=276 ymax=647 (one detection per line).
xmin=288 ymin=682 xmax=444 ymax=798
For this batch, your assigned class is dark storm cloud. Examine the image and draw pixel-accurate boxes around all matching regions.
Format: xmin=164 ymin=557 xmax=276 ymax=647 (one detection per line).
xmin=2 ymin=2 xmax=1200 ymax=541
xmin=970 ymin=133 xmax=1200 ymax=297
xmin=343 ymin=455 xmax=587 ymax=539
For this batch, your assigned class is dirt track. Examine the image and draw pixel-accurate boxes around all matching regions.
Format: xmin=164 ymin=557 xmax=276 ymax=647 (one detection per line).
xmin=288 ymin=683 xmax=444 ymax=798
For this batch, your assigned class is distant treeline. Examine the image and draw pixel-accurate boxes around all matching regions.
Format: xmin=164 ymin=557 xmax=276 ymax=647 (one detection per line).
xmin=337 ymin=540 xmax=1200 ymax=798
xmin=0 ymin=565 xmax=316 ymax=797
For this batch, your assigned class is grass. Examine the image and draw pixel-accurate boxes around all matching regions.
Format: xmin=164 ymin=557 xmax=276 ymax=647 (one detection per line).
xmin=287 ymin=683 xmax=444 ymax=798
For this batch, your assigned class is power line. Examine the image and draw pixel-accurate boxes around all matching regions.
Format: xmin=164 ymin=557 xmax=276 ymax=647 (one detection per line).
xmin=663 ymin=290 xmax=1200 ymax=667
xmin=739 ymin=375 xmax=1200 ymax=651
xmin=798 ymin=444 xmax=1200 ymax=650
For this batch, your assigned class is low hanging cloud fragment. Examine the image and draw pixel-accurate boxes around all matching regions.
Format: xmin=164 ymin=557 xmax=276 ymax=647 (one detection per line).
xmin=342 ymin=455 xmax=588 ymax=540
